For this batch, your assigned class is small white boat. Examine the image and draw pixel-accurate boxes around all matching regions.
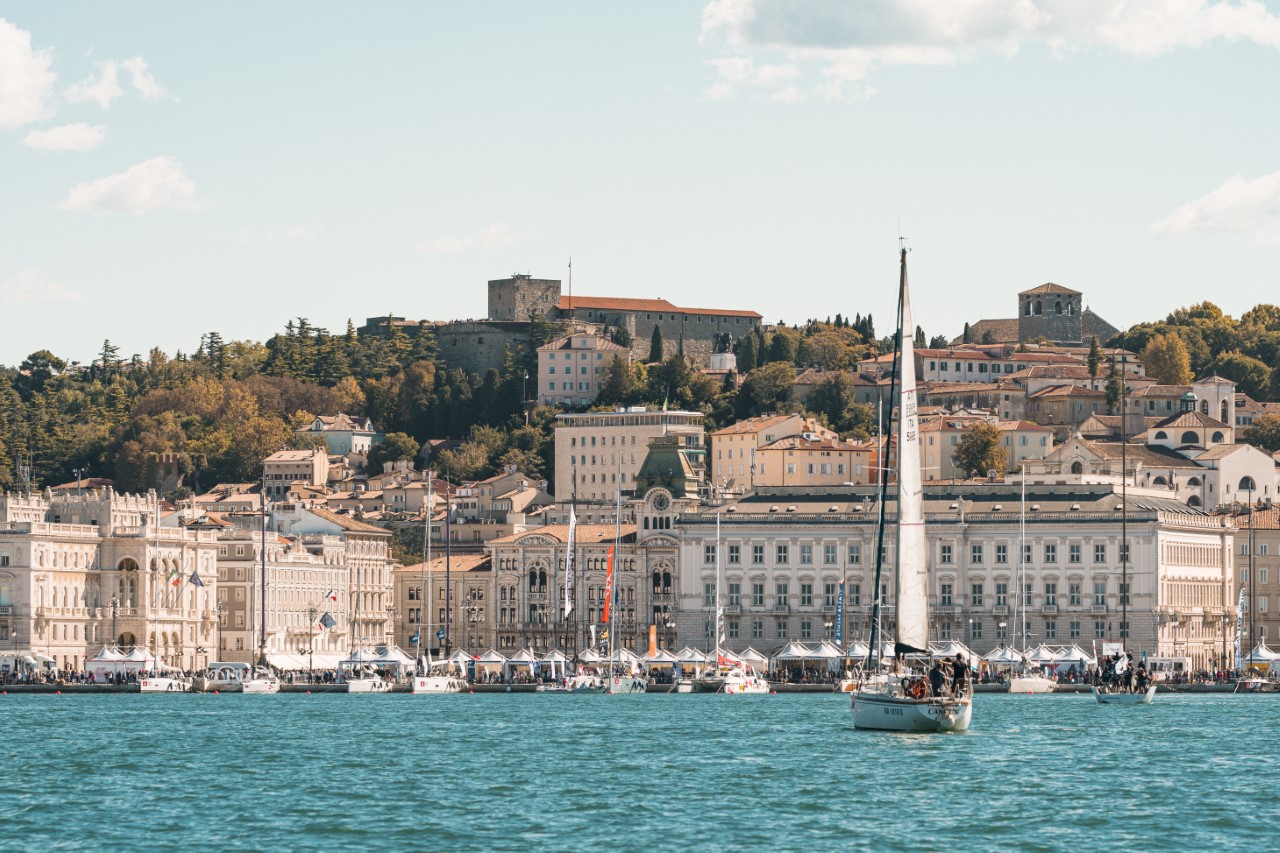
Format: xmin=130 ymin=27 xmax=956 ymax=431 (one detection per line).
xmin=1092 ymin=685 xmax=1156 ymax=704
xmin=192 ymin=662 xmax=249 ymax=693
xmin=412 ymin=673 xmax=468 ymax=694
xmin=852 ymin=677 xmax=973 ymax=732
xmin=242 ymin=666 xmax=280 ymax=694
xmin=345 ymin=675 xmax=392 ymax=693
xmin=139 ymin=673 xmax=191 ymax=693
xmin=1008 ymin=673 xmax=1056 ymax=694
xmin=1234 ymin=676 xmax=1270 ymax=694
xmin=674 ymin=681 xmax=694 ymax=694
xmin=694 ymin=663 xmax=768 ymax=695
xmin=606 ymin=674 xmax=648 ymax=694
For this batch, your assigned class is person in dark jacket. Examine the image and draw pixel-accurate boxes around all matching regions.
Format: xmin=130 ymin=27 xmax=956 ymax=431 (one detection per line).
xmin=928 ymin=661 xmax=945 ymax=697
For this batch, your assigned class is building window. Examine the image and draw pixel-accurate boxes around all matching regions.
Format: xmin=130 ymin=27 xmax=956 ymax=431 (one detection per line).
xmin=1094 ymin=544 xmax=1106 ymax=563
xmin=970 ymin=583 xmax=984 ymax=607
xmin=1070 ymin=621 xmax=1081 ymax=640
xmin=939 ymin=622 xmax=951 ymax=640
xmin=1095 ymin=621 xmax=1106 ymax=639
xmin=1044 ymin=544 xmax=1057 ymax=563
xmin=995 ymin=622 xmax=1007 ymax=641
xmin=1044 ymin=621 xmax=1057 ymax=640
xmin=849 ymin=584 xmax=861 ymax=606
xmin=801 ymin=619 xmax=812 ymax=640
xmin=752 ymin=582 xmax=764 ymax=607
xmin=777 ymin=620 xmax=788 ymax=640
xmin=752 ymin=545 xmax=764 ymax=565
xmin=1069 ymin=582 xmax=1082 ymax=606
xmin=848 ymin=544 xmax=861 ymax=564
xmin=704 ymin=583 xmax=715 ymax=606
xmin=940 ymin=583 xmax=953 ymax=606
xmin=727 ymin=620 xmax=739 ymax=639
xmin=751 ymin=620 xmax=763 ymax=639
xmin=1120 ymin=620 xmax=1130 ymax=639
xmin=970 ymin=620 xmax=982 ymax=641
xmin=776 ymin=545 xmax=789 ymax=564
xmin=800 ymin=583 xmax=813 ymax=607
xmin=1044 ymin=582 xmax=1057 ymax=606
xmin=1120 ymin=543 xmax=1130 ymax=564
xmin=940 ymin=544 xmax=953 ymax=564
xmin=800 ymin=545 xmax=813 ymax=565
xmin=824 ymin=583 xmax=838 ymax=607
xmin=824 ymin=544 xmax=837 ymax=565
xmin=995 ymin=544 xmax=1008 ymax=564
xmin=1069 ymin=544 xmax=1081 ymax=564
xmin=1119 ymin=582 xmax=1130 ymax=606
xmin=1093 ymin=581 xmax=1106 ymax=606
xmin=704 ymin=544 xmax=717 ymax=565
xmin=995 ymin=582 xmax=1008 ymax=606
xmin=728 ymin=583 xmax=741 ymax=606
xmin=776 ymin=582 xmax=789 ymax=604
xmin=970 ymin=544 xmax=983 ymax=564
xmin=1023 ymin=543 xmax=1033 ymax=565
xmin=728 ymin=544 xmax=741 ymax=564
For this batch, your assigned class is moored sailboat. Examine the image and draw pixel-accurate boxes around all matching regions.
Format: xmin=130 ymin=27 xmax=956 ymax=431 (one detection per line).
xmin=850 ymin=246 xmax=972 ymax=732
xmin=693 ymin=512 xmax=768 ymax=695
xmin=1008 ymin=471 xmax=1055 ymax=695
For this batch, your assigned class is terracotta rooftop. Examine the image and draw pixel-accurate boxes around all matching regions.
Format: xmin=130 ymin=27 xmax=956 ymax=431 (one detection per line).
xmin=1020 ymin=282 xmax=1081 ymax=296
xmin=559 ymin=295 xmax=761 ymax=319
xmin=306 ymin=506 xmax=391 ymax=535
xmin=489 ymin=524 xmax=638 ymax=545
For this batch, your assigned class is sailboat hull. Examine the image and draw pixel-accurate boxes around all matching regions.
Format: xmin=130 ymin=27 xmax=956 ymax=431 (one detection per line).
xmin=851 ymin=691 xmax=972 ymax=732
xmin=606 ymin=676 xmax=648 ymax=694
xmin=1092 ymin=685 xmax=1156 ymax=704
xmin=413 ymin=675 xmax=467 ymax=693
xmin=139 ymin=676 xmax=190 ymax=693
xmin=1008 ymin=675 xmax=1056 ymax=694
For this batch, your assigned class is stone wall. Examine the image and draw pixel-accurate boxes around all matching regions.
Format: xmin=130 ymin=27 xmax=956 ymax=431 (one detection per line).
xmin=435 ymin=321 xmax=531 ymax=375
xmin=488 ymin=276 xmax=562 ymax=322
xmin=1019 ymin=292 xmax=1083 ymax=344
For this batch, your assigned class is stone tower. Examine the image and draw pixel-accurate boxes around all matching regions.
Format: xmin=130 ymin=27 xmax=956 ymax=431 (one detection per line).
xmin=487 ymin=274 xmax=562 ymax=322
xmin=1018 ymin=283 xmax=1083 ymax=344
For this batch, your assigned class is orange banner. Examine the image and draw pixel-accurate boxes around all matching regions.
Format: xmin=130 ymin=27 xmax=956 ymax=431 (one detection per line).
xmin=602 ymin=545 xmax=614 ymax=623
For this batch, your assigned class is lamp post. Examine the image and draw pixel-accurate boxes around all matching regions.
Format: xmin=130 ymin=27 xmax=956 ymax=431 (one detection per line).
xmin=824 ymin=618 xmax=834 ymax=641
xmin=299 ymin=642 xmax=314 ymax=683
xmin=464 ymin=591 xmax=483 ymax=653
xmin=387 ymin=606 xmax=397 ymax=650
xmin=73 ymin=467 xmax=85 ymax=496
xmin=522 ymin=370 xmax=530 ymax=426
xmin=999 ymin=621 xmax=1008 ymax=648
xmin=110 ymin=594 xmax=119 ymax=649
xmin=216 ymin=604 xmax=226 ymax=658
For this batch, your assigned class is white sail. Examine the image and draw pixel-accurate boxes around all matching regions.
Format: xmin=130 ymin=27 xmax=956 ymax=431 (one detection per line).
xmin=894 ymin=253 xmax=930 ymax=654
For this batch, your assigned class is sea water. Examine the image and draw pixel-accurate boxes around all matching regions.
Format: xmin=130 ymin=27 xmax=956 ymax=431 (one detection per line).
xmin=1 ymin=693 xmax=1272 ymax=851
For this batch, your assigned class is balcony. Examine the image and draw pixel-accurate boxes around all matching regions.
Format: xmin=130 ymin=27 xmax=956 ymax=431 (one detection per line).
xmin=724 ymin=604 xmax=741 ymax=615
xmin=993 ymin=605 xmax=1009 ymax=616
xmin=774 ymin=604 xmax=790 ymax=614
xmin=1091 ymin=604 xmax=1109 ymax=614
xmin=934 ymin=604 xmax=960 ymax=616
xmin=0 ymin=605 xmax=11 ymax=616
xmin=1042 ymin=604 xmax=1058 ymax=614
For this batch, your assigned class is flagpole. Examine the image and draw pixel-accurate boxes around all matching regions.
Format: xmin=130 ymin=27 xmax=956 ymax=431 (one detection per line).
xmin=259 ymin=473 xmax=268 ymax=669
xmin=445 ymin=477 xmax=453 ymax=659
xmin=419 ymin=470 xmax=432 ymax=674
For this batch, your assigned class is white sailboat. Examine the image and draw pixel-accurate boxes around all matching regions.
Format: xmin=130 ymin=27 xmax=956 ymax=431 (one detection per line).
xmin=412 ymin=473 xmax=468 ymax=695
xmin=140 ymin=509 xmax=191 ymax=693
xmin=242 ymin=482 xmax=280 ymax=694
xmin=851 ymin=246 xmax=972 ymax=732
xmin=693 ymin=512 xmax=768 ymax=695
xmin=1008 ymin=471 xmax=1055 ymax=695
xmin=1091 ymin=353 xmax=1154 ymax=706
xmin=606 ymin=482 xmax=647 ymax=695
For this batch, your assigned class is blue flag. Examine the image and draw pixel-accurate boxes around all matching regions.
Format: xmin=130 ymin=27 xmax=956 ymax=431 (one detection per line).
xmin=835 ymin=580 xmax=845 ymax=645
xmin=189 ymin=571 xmax=204 ymax=588
xmin=319 ymin=611 xmax=337 ymax=630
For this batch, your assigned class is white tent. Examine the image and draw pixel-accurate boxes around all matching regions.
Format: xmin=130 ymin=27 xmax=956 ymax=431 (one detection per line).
xmin=930 ymin=641 xmax=980 ymax=668
xmin=1026 ymin=645 xmax=1060 ymax=664
xmin=1244 ymin=644 xmax=1279 ymax=663
xmin=539 ymin=649 xmax=569 ymax=679
xmin=341 ymin=649 xmax=383 ymax=665
xmin=643 ymin=649 xmax=678 ymax=664
xmin=676 ymin=647 xmax=709 ymax=663
xmin=811 ymin=641 xmax=844 ymax=660
xmin=983 ymin=646 xmax=1025 ymax=665
xmin=88 ymin=646 xmax=125 ymax=662
xmin=739 ymin=647 xmax=769 ymax=668
xmin=372 ymin=646 xmax=415 ymax=670
xmin=774 ymin=642 xmax=816 ymax=662
xmin=846 ymin=641 xmax=871 ymax=659
xmin=1053 ymin=645 xmax=1096 ymax=668
xmin=578 ymin=648 xmax=603 ymax=664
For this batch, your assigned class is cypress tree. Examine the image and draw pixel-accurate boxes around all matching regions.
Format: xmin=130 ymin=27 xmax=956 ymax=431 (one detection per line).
xmin=648 ymin=326 xmax=664 ymax=363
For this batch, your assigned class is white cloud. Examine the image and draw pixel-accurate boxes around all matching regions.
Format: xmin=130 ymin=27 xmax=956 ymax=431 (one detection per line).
xmin=700 ymin=0 xmax=1280 ymax=101
xmin=0 ymin=267 xmax=86 ymax=305
xmin=0 ymin=18 xmax=56 ymax=128
xmin=60 ymin=156 xmax=205 ymax=214
xmin=23 ymin=122 xmax=105 ymax=151
xmin=237 ymin=225 xmax=328 ymax=244
xmin=1151 ymin=171 xmax=1280 ymax=246
xmin=418 ymin=223 xmax=525 ymax=254
xmin=65 ymin=55 xmax=168 ymax=108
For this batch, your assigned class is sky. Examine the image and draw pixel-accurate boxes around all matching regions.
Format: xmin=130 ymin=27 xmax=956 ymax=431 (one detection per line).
xmin=2 ymin=1 xmax=1280 ymax=367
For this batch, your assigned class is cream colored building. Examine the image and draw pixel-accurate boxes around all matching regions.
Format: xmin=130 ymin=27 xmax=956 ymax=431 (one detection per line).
xmin=920 ymin=415 xmax=1055 ymax=480
xmin=537 ymin=332 xmax=629 ymax=407
xmin=263 ymin=447 xmax=330 ymax=498
xmin=1232 ymin=506 xmax=1280 ymax=658
xmin=554 ymin=407 xmax=704 ymax=503
xmin=0 ymin=488 xmax=220 ymax=671
xmin=710 ymin=414 xmax=835 ymax=489
xmin=753 ymin=435 xmax=876 ymax=487
xmin=675 ymin=484 xmax=1234 ymax=669
xmin=393 ymin=554 xmax=492 ymax=657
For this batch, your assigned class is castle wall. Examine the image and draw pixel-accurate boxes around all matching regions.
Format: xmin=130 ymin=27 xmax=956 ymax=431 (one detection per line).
xmin=488 ymin=276 xmax=562 ymax=322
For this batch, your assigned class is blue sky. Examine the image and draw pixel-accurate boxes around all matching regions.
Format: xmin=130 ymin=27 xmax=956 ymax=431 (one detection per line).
xmin=3 ymin=2 xmax=1279 ymax=366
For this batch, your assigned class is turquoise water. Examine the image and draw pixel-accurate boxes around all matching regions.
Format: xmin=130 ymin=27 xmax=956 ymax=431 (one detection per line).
xmin=2 ymin=693 xmax=1272 ymax=851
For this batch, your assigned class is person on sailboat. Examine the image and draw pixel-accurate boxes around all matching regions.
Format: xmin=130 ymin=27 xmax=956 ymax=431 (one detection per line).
xmin=951 ymin=654 xmax=967 ymax=696
xmin=928 ymin=661 xmax=945 ymax=698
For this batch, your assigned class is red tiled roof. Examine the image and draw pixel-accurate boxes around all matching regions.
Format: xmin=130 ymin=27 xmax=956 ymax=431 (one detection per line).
xmin=559 ymin=296 xmax=761 ymax=319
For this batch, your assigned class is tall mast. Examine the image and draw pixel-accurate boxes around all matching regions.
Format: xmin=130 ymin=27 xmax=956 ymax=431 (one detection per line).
xmin=427 ymin=468 xmax=437 ymax=666
xmin=1019 ymin=469 xmax=1027 ymax=652
xmin=866 ymin=253 xmax=903 ymax=669
xmin=444 ymin=479 xmax=452 ymax=658
xmin=259 ymin=474 xmax=268 ymax=668
xmin=565 ymin=466 xmax=578 ymax=659
xmin=610 ymin=462 xmax=621 ymax=666
xmin=1120 ymin=350 xmax=1128 ymax=653
xmin=1249 ymin=488 xmax=1256 ymax=667
xmin=715 ymin=511 xmax=723 ymax=657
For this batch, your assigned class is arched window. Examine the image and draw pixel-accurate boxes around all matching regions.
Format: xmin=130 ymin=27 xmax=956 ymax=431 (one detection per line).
xmin=1055 ymin=301 xmax=1063 ymax=315
xmin=1071 ymin=461 xmax=1084 ymax=475
xmin=1240 ymin=476 xmax=1257 ymax=492
xmin=1025 ymin=300 xmax=1032 ymax=317
xmin=1187 ymin=495 xmax=1202 ymax=508
xmin=1187 ymin=476 xmax=1201 ymax=486
xmin=1221 ymin=400 xmax=1230 ymax=422
xmin=1211 ymin=431 xmax=1224 ymax=443
xmin=1152 ymin=476 xmax=1167 ymax=486
xmin=1180 ymin=431 xmax=1199 ymax=445
xmin=1034 ymin=300 xmax=1042 ymax=315
xmin=1201 ymin=400 xmax=1209 ymax=415
xmin=1154 ymin=431 xmax=1167 ymax=440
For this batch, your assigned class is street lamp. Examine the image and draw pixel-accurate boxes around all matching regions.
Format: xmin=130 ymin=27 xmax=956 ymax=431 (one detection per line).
xmin=523 ymin=370 xmax=530 ymax=426
xmin=216 ymin=604 xmax=226 ymax=658
xmin=824 ymin=618 xmax=834 ymax=640
xmin=999 ymin=621 xmax=1008 ymax=647
xmin=110 ymin=594 xmax=119 ymax=649
xmin=298 ymin=642 xmax=314 ymax=683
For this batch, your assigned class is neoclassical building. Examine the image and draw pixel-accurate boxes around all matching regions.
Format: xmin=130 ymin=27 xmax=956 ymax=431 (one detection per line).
xmin=675 ymin=484 xmax=1235 ymax=669
xmin=0 ymin=488 xmax=220 ymax=671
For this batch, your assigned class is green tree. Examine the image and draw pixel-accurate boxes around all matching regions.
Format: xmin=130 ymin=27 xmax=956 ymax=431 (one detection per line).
xmin=1241 ymin=414 xmax=1280 ymax=453
xmin=1087 ymin=336 xmax=1102 ymax=379
xmin=1106 ymin=364 xmax=1124 ymax=414
xmin=1209 ymin=351 xmax=1271 ymax=400
xmin=980 ymin=330 xmax=997 ymax=345
xmin=737 ymin=334 xmax=758 ymax=373
xmin=648 ymin=326 xmax=664 ymax=363
xmin=598 ymin=355 xmax=642 ymax=405
xmin=736 ymin=362 xmax=795 ymax=417
xmin=962 ymin=322 xmax=971 ymax=344
xmin=805 ymin=372 xmax=874 ymax=437
xmin=767 ymin=329 xmax=798 ymax=364
xmin=952 ymin=422 xmax=1008 ymax=478
xmin=1140 ymin=333 xmax=1193 ymax=385
xmin=367 ymin=432 xmax=421 ymax=474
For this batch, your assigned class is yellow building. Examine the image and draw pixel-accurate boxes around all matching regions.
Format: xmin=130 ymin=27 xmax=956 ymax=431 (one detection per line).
xmin=710 ymin=414 xmax=836 ymax=490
